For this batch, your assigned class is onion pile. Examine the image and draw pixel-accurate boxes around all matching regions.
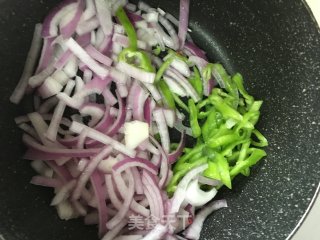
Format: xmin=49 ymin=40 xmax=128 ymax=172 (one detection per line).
xmin=10 ymin=0 xmax=228 ymax=239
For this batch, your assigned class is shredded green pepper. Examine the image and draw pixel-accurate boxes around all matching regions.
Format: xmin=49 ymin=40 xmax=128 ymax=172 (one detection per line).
xmin=188 ymin=99 xmax=201 ymax=138
xmin=118 ymin=48 xmax=155 ymax=72
xmin=158 ymin=80 xmax=176 ymax=109
xmin=168 ymin=64 xmax=268 ymax=192
xmin=116 ymin=7 xmax=137 ymax=50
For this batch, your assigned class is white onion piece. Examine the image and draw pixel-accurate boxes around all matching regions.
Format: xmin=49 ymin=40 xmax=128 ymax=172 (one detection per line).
xmin=94 ymin=0 xmax=113 ymax=36
xmin=183 ymin=200 xmax=228 ymax=240
xmin=124 ymin=121 xmax=149 ymax=150
xmin=171 ymin=59 xmax=191 ymax=78
xmin=38 ymin=76 xmax=64 ymax=99
xmin=63 ymin=56 xmax=78 ymax=78
xmin=163 ymin=75 xmax=187 ymax=97
xmin=163 ymin=108 xmax=176 ymax=128
xmin=116 ymin=61 xmax=155 ymax=84
xmin=65 ymin=38 xmax=109 ymax=78
xmin=76 ymin=16 xmax=100 ymax=35
xmin=141 ymin=224 xmax=168 ymax=240
xmin=69 ymin=121 xmax=136 ymax=157
xmin=83 ymin=0 xmax=96 ymax=20
xmin=46 ymin=80 xmax=75 ymax=141
xmin=153 ymin=109 xmax=170 ymax=153
xmin=10 ymin=24 xmax=42 ymax=104
xmin=51 ymin=180 xmax=77 ymax=206
xmin=184 ymin=179 xmax=217 ymax=207
xmin=56 ymin=200 xmax=78 ymax=220
xmin=52 ymin=69 xmax=69 ymax=86
xmin=170 ymin=164 xmax=208 ymax=214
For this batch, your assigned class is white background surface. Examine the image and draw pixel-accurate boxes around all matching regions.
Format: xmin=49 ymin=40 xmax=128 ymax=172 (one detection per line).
xmin=291 ymin=1 xmax=319 ymax=240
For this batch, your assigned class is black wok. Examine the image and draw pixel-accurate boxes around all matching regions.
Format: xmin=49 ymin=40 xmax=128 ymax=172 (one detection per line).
xmin=0 ymin=0 xmax=319 ymax=239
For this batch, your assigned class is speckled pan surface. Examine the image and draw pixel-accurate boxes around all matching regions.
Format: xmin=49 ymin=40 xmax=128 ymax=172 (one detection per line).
xmin=0 ymin=0 xmax=319 ymax=239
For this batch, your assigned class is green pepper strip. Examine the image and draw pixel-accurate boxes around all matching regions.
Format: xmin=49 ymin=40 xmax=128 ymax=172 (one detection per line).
xmin=209 ymin=94 xmax=243 ymax=122
xmin=116 ymin=7 xmax=137 ymax=50
xmin=172 ymin=93 xmax=189 ymax=112
xmin=232 ymin=73 xmax=254 ymax=106
xmin=201 ymin=109 xmax=217 ymax=142
xmin=118 ymin=48 xmax=155 ymax=72
xmin=230 ymin=148 xmax=266 ymax=177
xmin=188 ymin=99 xmax=201 ymax=138
xmin=251 ymin=129 xmax=268 ymax=147
xmin=204 ymin=153 xmax=231 ymax=189
xmin=189 ymin=66 xmax=203 ymax=96
xmin=167 ymin=157 xmax=208 ymax=195
xmin=157 ymin=80 xmax=176 ymax=109
xmin=155 ymin=57 xmax=174 ymax=82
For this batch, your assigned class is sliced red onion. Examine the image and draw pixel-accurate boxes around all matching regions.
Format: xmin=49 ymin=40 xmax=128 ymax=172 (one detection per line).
xmin=83 ymin=0 xmax=96 ymax=20
xmin=98 ymin=156 xmax=118 ymax=174
xmin=36 ymin=37 xmax=55 ymax=73
xmin=85 ymin=44 xmax=113 ymax=66
xmin=198 ymin=176 xmax=221 ymax=186
xmin=131 ymin=167 xmax=144 ymax=195
xmin=65 ymin=37 xmax=109 ymax=78
xmin=149 ymin=136 xmax=169 ymax=189
xmin=168 ymin=131 xmax=186 ymax=165
xmin=112 ymin=33 xmax=148 ymax=50
xmin=166 ymin=68 xmax=200 ymax=102
xmin=47 ymin=161 xmax=73 ymax=182
xmin=64 ymin=56 xmax=79 ymax=79
xmin=183 ymin=42 xmax=207 ymax=60
xmin=142 ymin=170 xmax=164 ymax=219
xmin=159 ymin=15 xmax=179 ymax=50
xmin=23 ymin=134 xmax=100 ymax=158
xmin=183 ymin=200 xmax=228 ymax=240
xmin=112 ymin=157 xmax=157 ymax=175
xmin=178 ymin=0 xmax=190 ymax=48
xmin=94 ymin=0 xmax=113 ymax=36
xmin=114 ymin=24 xmax=125 ymax=34
xmin=90 ymin=171 xmax=109 ymax=237
xmin=105 ymin=174 xmax=122 ymax=210
xmin=101 ymin=219 xmax=128 ymax=240
xmin=141 ymin=224 xmax=168 ymax=240
xmin=114 ymin=235 xmax=142 ymax=240
xmin=75 ymin=76 xmax=84 ymax=93
xmin=128 ymin=81 xmax=149 ymax=121
xmin=142 ymin=82 xmax=162 ymax=102
xmin=106 ymin=170 xmax=134 ymax=229
xmin=143 ymin=97 xmax=152 ymax=125
xmin=163 ymin=75 xmax=187 ymax=97
xmin=163 ymin=108 xmax=176 ymax=128
xmin=56 ymin=200 xmax=78 ymax=220
xmin=79 ymin=103 xmax=105 ymax=127
xmin=170 ymin=164 xmax=208 ymax=214
xmin=106 ymin=91 xmax=126 ymax=136
xmin=46 ymin=80 xmax=75 ymax=141
xmin=73 ymin=146 xmax=112 ymax=200
xmin=116 ymin=61 xmax=155 ymax=84
xmin=18 ymin=123 xmax=39 ymax=140
xmin=77 ymin=16 xmax=100 ymax=35
xmin=52 ymin=69 xmax=70 ymax=85
xmin=29 ymin=63 xmax=56 ymax=88
xmin=42 ymin=0 xmax=78 ymax=38
xmin=103 ymin=88 xmax=117 ymax=106
xmin=184 ymin=179 xmax=217 ymax=207
xmin=10 ymin=24 xmax=42 ymax=104
xmin=51 ymin=179 xmax=77 ymax=206
xmin=171 ymin=59 xmax=190 ymax=78
xmin=59 ymin=0 xmax=84 ymax=38
xmin=30 ymin=176 xmax=63 ymax=188
xmin=55 ymin=50 xmax=73 ymax=70
xmin=153 ymin=108 xmax=170 ymax=153
xmin=69 ymin=121 xmax=136 ymax=157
